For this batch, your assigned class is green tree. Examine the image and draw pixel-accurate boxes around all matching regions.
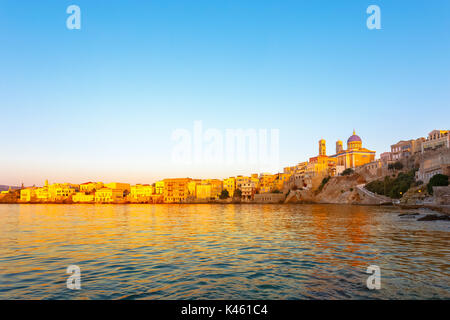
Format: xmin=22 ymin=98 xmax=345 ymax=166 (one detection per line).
xmin=341 ymin=168 xmax=354 ymax=176
xmin=394 ymin=161 xmax=404 ymax=170
xmin=366 ymin=169 xmax=416 ymax=199
xmin=219 ymin=189 xmax=229 ymax=199
xmin=427 ymin=174 xmax=449 ymax=194
xmin=234 ymin=189 xmax=242 ymax=198
xmin=318 ymin=176 xmax=331 ymax=191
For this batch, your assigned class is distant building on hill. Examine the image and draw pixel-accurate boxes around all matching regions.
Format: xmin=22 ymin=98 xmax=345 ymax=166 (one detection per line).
xmin=422 ymin=130 xmax=449 ymax=153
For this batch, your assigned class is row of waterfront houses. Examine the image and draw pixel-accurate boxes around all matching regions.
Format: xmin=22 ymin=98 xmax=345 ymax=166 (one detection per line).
xmin=14 ymin=129 xmax=449 ymax=204
xmin=363 ymin=129 xmax=450 ymax=183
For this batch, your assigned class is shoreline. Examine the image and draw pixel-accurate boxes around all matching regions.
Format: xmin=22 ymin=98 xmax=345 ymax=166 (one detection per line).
xmin=2 ymin=200 xmax=449 ymax=215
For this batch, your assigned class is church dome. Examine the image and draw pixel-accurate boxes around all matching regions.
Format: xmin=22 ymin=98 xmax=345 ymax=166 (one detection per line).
xmin=347 ymin=130 xmax=362 ymax=143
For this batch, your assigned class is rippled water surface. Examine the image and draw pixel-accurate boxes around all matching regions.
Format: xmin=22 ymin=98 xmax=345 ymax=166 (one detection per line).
xmin=0 ymin=204 xmax=449 ymax=299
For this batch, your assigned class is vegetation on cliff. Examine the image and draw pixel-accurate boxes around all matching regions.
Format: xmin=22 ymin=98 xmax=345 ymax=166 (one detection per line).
xmin=427 ymin=174 xmax=449 ymax=194
xmin=365 ymin=169 xmax=416 ymax=199
xmin=318 ymin=176 xmax=331 ymax=192
xmin=341 ymin=168 xmax=354 ymax=176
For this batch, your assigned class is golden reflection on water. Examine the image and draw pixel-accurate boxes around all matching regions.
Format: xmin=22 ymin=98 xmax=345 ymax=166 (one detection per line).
xmin=0 ymin=204 xmax=449 ymax=299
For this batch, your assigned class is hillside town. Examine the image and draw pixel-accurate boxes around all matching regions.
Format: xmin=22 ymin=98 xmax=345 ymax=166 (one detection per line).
xmin=1 ymin=129 xmax=449 ymax=208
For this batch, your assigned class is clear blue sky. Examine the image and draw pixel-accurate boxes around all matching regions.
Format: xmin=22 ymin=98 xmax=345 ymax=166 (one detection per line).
xmin=1 ymin=0 xmax=449 ymax=186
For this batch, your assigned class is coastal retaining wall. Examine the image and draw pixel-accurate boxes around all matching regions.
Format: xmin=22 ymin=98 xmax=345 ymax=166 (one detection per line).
xmin=433 ymin=186 xmax=450 ymax=205
xmin=254 ymin=193 xmax=285 ymax=204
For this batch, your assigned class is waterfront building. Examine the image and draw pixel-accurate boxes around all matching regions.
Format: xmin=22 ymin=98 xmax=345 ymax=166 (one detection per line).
xmin=241 ymin=182 xmax=256 ymax=201
xmin=104 ymin=183 xmax=131 ymax=195
xmin=202 ymin=179 xmax=223 ymax=199
xmin=187 ymin=179 xmax=202 ymax=198
xmin=223 ymin=177 xmax=236 ymax=197
xmin=236 ymin=175 xmax=250 ymax=190
xmin=250 ymin=174 xmax=260 ymax=189
xmin=259 ymin=173 xmax=276 ymax=193
xmin=155 ymin=181 xmax=164 ymax=194
xmin=20 ymin=188 xmax=36 ymax=202
xmin=72 ymin=192 xmax=95 ymax=203
xmin=80 ymin=182 xmax=104 ymax=193
xmin=329 ymin=130 xmax=376 ymax=169
xmin=163 ymin=178 xmax=192 ymax=203
xmin=49 ymin=184 xmax=77 ymax=201
xmin=421 ymin=130 xmax=449 ymax=153
xmin=29 ymin=182 xmax=77 ymax=202
xmin=130 ymin=184 xmax=154 ymax=202
xmin=95 ymin=188 xmax=124 ymax=203
xmin=270 ymin=173 xmax=291 ymax=192
xmin=35 ymin=186 xmax=51 ymax=201
xmin=278 ymin=173 xmax=292 ymax=189
xmin=196 ymin=184 xmax=213 ymax=200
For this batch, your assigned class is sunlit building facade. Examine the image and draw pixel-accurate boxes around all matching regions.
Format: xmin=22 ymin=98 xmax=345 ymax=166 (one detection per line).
xmin=163 ymin=178 xmax=192 ymax=203
xmin=329 ymin=130 xmax=376 ymax=169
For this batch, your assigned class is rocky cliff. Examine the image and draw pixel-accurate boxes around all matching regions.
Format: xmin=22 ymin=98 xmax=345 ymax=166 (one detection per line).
xmin=285 ymin=173 xmax=391 ymax=205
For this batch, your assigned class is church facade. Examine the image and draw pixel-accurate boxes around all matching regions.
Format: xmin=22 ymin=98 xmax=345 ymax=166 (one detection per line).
xmin=329 ymin=130 xmax=376 ymax=169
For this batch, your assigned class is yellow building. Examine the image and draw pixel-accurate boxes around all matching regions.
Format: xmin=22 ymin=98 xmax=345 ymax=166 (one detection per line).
xmin=196 ymin=184 xmax=213 ymax=200
xmin=80 ymin=182 xmax=104 ymax=193
xmin=284 ymin=162 xmax=308 ymax=175
xmin=155 ymin=181 xmax=164 ymax=194
xmin=306 ymin=155 xmax=337 ymax=178
xmin=130 ymin=184 xmax=154 ymax=202
xmin=271 ymin=173 xmax=291 ymax=191
xmin=203 ymin=179 xmax=223 ymax=198
xmin=250 ymin=174 xmax=260 ymax=189
xmin=259 ymin=173 xmax=276 ymax=193
xmin=20 ymin=181 xmax=77 ymax=202
xmin=104 ymin=183 xmax=131 ymax=194
xmin=223 ymin=177 xmax=236 ymax=197
xmin=20 ymin=188 xmax=36 ymax=202
xmin=95 ymin=188 xmax=124 ymax=203
xmin=163 ymin=178 xmax=192 ymax=203
xmin=329 ymin=130 xmax=376 ymax=169
xmin=236 ymin=175 xmax=251 ymax=190
xmin=49 ymin=184 xmax=76 ymax=200
xmin=72 ymin=192 xmax=95 ymax=203
xmin=187 ymin=179 xmax=202 ymax=198
xmin=283 ymin=166 xmax=296 ymax=175
xmin=35 ymin=187 xmax=51 ymax=201
xmin=319 ymin=139 xmax=326 ymax=156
